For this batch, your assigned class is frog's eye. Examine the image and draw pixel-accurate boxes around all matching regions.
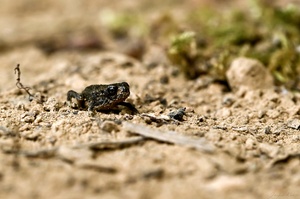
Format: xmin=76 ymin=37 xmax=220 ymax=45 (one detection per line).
xmin=107 ymin=85 xmax=118 ymax=95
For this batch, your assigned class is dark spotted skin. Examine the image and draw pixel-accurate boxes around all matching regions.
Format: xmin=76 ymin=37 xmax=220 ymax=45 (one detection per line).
xmin=67 ymin=82 xmax=130 ymax=112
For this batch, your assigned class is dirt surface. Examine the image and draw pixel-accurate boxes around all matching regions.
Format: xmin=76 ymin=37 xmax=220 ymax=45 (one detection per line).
xmin=1 ymin=1 xmax=300 ymax=199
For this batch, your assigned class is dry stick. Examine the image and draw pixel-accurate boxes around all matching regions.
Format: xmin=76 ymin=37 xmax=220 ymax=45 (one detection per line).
xmin=15 ymin=136 xmax=145 ymax=158
xmin=267 ymin=152 xmax=300 ymax=169
xmin=73 ymin=136 xmax=145 ymax=150
xmin=14 ymin=64 xmax=34 ymax=100
xmin=123 ymin=122 xmax=215 ymax=153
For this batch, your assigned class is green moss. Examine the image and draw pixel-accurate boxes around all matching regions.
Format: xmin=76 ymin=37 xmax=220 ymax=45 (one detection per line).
xmin=166 ymin=0 xmax=300 ymax=90
xmin=167 ymin=31 xmax=199 ymax=79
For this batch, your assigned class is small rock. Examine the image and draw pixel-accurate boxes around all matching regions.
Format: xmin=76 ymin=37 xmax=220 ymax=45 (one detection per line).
xmin=287 ymin=119 xmax=300 ymax=130
xmin=226 ymin=57 xmax=274 ymax=91
xmin=100 ymin=121 xmax=119 ymax=133
xmin=168 ymin=108 xmax=186 ymax=121
xmin=0 ymin=126 xmax=13 ymax=136
xmin=232 ymin=126 xmax=248 ymax=132
xmin=234 ymin=115 xmax=249 ymax=125
xmin=45 ymin=135 xmax=57 ymax=144
xmin=198 ymin=116 xmax=206 ymax=123
xmin=215 ymin=108 xmax=232 ymax=118
xmin=33 ymin=92 xmax=46 ymax=103
xmin=264 ymin=126 xmax=272 ymax=134
xmin=266 ymin=109 xmax=281 ymax=119
xmin=259 ymin=143 xmax=279 ymax=158
xmin=273 ymin=127 xmax=283 ymax=135
xmin=51 ymin=119 xmax=68 ymax=135
xmin=205 ymin=175 xmax=246 ymax=192
xmin=245 ymin=138 xmax=256 ymax=150
xmin=20 ymin=111 xmax=38 ymax=123
xmin=222 ymin=96 xmax=235 ymax=107
xmin=159 ymin=75 xmax=169 ymax=84
xmin=205 ymin=129 xmax=221 ymax=142
xmin=142 ymin=168 xmax=165 ymax=180
xmin=21 ymin=115 xmax=35 ymax=123
xmin=257 ymin=110 xmax=266 ymax=119
xmin=44 ymin=97 xmax=63 ymax=112
xmin=20 ymin=130 xmax=40 ymax=140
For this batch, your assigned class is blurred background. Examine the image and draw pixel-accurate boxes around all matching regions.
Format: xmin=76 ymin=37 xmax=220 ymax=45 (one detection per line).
xmin=0 ymin=0 xmax=300 ymax=91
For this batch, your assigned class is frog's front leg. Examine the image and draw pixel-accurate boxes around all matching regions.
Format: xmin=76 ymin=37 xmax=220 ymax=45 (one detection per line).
xmin=86 ymin=102 xmax=97 ymax=116
xmin=67 ymin=90 xmax=82 ymax=101
xmin=87 ymin=102 xmax=95 ymax=112
xmin=67 ymin=90 xmax=84 ymax=109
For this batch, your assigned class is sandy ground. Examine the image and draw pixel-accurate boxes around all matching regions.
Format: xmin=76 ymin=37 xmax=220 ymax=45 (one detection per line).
xmin=0 ymin=1 xmax=300 ymax=199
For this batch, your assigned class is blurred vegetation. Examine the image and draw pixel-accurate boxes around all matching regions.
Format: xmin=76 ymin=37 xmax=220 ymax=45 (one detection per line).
xmin=167 ymin=0 xmax=300 ymax=90
xmin=168 ymin=0 xmax=300 ymax=90
xmin=72 ymin=0 xmax=300 ymax=90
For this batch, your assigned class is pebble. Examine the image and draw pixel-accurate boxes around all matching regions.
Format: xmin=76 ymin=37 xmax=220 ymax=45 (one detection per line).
xmin=205 ymin=129 xmax=221 ymax=142
xmin=258 ymin=143 xmax=279 ymax=158
xmin=287 ymin=119 xmax=300 ymax=130
xmin=273 ymin=127 xmax=283 ymax=135
xmin=100 ymin=121 xmax=119 ymax=133
xmin=226 ymin=57 xmax=274 ymax=91
xmin=205 ymin=175 xmax=246 ymax=192
xmin=234 ymin=115 xmax=249 ymax=125
xmin=44 ymin=97 xmax=63 ymax=112
xmin=245 ymin=138 xmax=256 ymax=150
xmin=20 ymin=111 xmax=39 ymax=123
xmin=215 ymin=108 xmax=232 ymax=119
xmin=222 ymin=96 xmax=235 ymax=107
xmin=257 ymin=110 xmax=266 ymax=119
xmin=20 ymin=130 xmax=40 ymax=140
xmin=264 ymin=126 xmax=272 ymax=134
xmin=266 ymin=109 xmax=281 ymax=119
xmin=168 ymin=108 xmax=186 ymax=121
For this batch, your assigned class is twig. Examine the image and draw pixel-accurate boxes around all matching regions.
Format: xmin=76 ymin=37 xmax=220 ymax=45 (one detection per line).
xmin=4 ymin=136 xmax=146 ymax=158
xmin=75 ymin=161 xmax=117 ymax=173
xmin=14 ymin=64 xmax=34 ymax=101
xmin=74 ymin=136 xmax=145 ymax=150
xmin=267 ymin=152 xmax=300 ymax=169
xmin=123 ymin=122 xmax=215 ymax=153
xmin=2 ymin=146 xmax=58 ymax=158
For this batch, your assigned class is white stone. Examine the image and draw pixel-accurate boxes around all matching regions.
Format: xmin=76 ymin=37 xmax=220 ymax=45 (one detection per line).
xmin=226 ymin=57 xmax=274 ymax=91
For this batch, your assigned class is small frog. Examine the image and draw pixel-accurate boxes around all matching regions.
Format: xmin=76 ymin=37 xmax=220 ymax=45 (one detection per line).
xmin=67 ymin=82 xmax=136 ymax=113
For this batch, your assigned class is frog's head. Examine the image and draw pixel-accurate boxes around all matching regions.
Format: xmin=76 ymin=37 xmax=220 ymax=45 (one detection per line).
xmin=105 ymin=82 xmax=130 ymax=102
